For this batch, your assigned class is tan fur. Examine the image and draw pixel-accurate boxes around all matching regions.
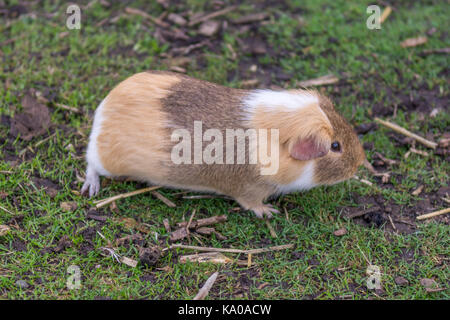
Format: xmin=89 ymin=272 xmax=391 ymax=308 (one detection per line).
xmin=97 ymin=72 xmax=180 ymax=181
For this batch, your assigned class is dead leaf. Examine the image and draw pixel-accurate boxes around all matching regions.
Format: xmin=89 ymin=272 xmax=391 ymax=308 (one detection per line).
xmin=10 ymin=94 xmax=51 ymax=141
xmin=333 ymin=228 xmax=347 ymax=236
xmin=401 ymin=36 xmax=428 ymax=48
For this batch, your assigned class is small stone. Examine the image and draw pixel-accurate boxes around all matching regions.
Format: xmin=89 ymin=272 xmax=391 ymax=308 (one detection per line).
xmin=16 ymin=280 xmax=29 ymax=289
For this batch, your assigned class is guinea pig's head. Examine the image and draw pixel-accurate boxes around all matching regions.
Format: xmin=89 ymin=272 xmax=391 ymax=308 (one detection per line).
xmin=281 ymin=91 xmax=366 ymax=187
xmin=311 ymin=94 xmax=365 ymax=185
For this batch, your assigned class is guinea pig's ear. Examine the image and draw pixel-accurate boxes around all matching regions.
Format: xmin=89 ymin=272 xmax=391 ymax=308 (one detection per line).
xmin=288 ymin=135 xmax=330 ymax=161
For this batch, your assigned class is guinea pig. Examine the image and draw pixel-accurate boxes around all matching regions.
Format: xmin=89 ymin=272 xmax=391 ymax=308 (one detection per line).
xmin=82 ymin=71 xmax=365 ymax=219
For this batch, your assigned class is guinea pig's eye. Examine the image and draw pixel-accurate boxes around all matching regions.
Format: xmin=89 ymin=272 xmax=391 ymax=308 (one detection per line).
xmin=331 ymin=141 xmax=341 ymax=152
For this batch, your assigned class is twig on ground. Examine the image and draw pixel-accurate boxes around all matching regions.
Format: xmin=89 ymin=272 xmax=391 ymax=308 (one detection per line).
xmin=188 ymin=5 xmax=238 ymax=26
xmin=54 ymin=103 xmax=81 ymax=114
xmin=179 ymin=252 xmax=232 ymax=264
xmin=151 ymin=191 xmax=176 ymax=207
xmin=94 ymin=186 xmax=160 ymax=208
xmin=346 ymin=206 xmax=381 ymax=219
xmin=297 ymin=74 xmax=339 ymax=87
xmin=416 ymin=208 xmax=450 ymax=220
xmin=164 ymin=243 xmax=294 ymax=254
xmin=409 ymin=147 xmax=429 ymax=157
xmin=193 ymin=272 xmax=219 ymax=300
xmin=374 ymin=117 xmax=437 ymax=149
xmin=177 ymin=215 xmax=227 ymax=229
xmin=125 ymin=7 xmax=170 ymax=28
xmin=353 ymin=175 xmax=373 ymax=187
xmin=374 ymin=152 xmax=398 ymax=166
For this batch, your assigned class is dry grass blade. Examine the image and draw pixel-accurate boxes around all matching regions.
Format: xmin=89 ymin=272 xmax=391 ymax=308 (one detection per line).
xmin=353 ymin=175 xmax=373 ymax=187
xmin=193 ymin=272 xmax=219 ymax=300
xmin=0 ymin=205 xmax=14 ymax=215
xmin=374 ymin=117 xmax=437 ymax=149
xmin=379 ymin=6 xmax=392 ymax=24
xmin=94 ymin=186 xmax=160 ymax=208
xmin=54 ymin=103 xmax=81 ymax=113
xmin=297 ymin=74 xmax=339 ymax=87
xmin=265 ymin=220 xmax=277 ymax=238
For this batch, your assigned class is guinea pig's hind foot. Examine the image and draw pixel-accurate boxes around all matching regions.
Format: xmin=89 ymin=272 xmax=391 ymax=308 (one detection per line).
xmin=251 ymin=204 xmax=279 ymax=219
xmin=81 ymin=167 xmax=100 ymax=197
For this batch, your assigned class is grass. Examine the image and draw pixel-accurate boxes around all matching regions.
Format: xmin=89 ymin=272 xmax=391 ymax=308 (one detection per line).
xmin=0 ymin=0 xmax=449 ymax=299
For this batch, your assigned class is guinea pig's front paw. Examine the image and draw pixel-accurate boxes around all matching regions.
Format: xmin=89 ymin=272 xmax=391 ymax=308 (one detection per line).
xmin=81 ymin=169 xmax=100 ymax=197
xmin=251 ymin=204 xmax=279 ymax=219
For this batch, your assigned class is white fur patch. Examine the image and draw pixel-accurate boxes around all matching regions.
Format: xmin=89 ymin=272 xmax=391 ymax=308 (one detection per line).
xmin=242 ymin=89 xmax=319 ymax=116
xmin=276 ymin=161 xmax=316 ymax=194
xmin=86 ymin=98 xmax=111 ymax=176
